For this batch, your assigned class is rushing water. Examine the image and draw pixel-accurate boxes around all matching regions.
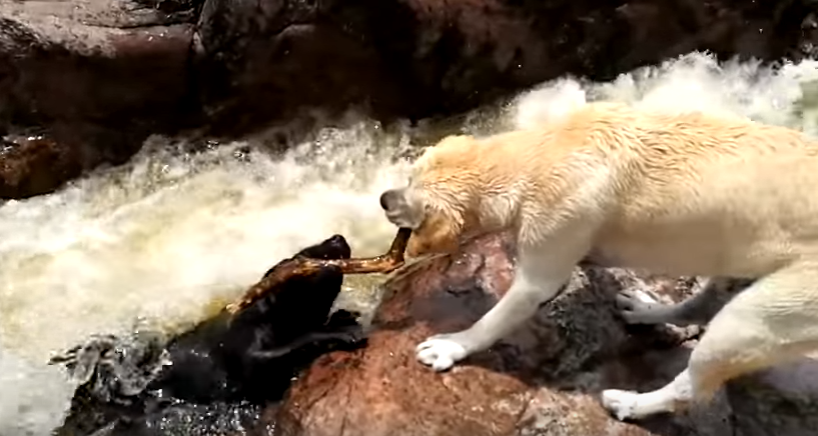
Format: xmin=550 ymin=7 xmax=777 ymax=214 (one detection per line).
xmin=2 ymin=52 xmax=818 ymax=435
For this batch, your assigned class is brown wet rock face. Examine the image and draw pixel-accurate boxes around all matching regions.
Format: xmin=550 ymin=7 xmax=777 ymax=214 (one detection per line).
xmin=0 ymin=0 xmax=199 ymax=197
xmin=193 ymin=0 xmax=818 ymax=136
xmin=0 ymin=135 xmax=82 ymax=199
xmin=4 ymin=0 xmax=818 ymax=198
xmin=0 ymin=1 xmax=198 ymax=129
xmin=274 ymin=232 xmax=818 ymax=436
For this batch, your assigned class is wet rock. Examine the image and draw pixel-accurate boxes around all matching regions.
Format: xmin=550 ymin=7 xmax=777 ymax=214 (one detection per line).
xmin=5 ymin=0 xmax=818 ymax=199
xmin=193 ymin=0 xmax=818 ymax=136
xmin=49 ymin=234 xmax=367 ymax=436
xmin=275 ymin=232 xmax=818 ymax=436
xmin=0 ymin=0 xmax=199 ymax=195
xmin=0 ymin=135 xmax=83 ymax=199
xmin=0 ymin=0 xmax=198 ymax=131
xmin=7 ymin=0 xmax=818 ymax=143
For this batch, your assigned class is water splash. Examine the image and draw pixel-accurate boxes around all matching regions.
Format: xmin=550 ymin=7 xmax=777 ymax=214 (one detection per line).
xmin=1 ymin=51 xmax=817 ymax=435
xmin=509 ymin=53 xmax=818 ymax=134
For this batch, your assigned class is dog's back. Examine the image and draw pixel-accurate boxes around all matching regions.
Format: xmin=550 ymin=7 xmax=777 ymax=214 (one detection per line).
xmin=525 ymin=103 xmax=818 ymax=279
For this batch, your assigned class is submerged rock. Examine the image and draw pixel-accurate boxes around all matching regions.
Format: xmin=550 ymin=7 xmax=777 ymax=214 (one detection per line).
xmin=275 ymin=232 xmax=818 ymax=436
xmin=49 ymin=234 xmax=368 ymax=436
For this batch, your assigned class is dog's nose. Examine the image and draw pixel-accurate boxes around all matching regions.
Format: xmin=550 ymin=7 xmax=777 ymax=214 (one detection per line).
xmin=380 ymin=190 xmax=397 ymax=211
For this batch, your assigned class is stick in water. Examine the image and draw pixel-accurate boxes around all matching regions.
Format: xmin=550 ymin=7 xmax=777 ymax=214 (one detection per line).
xmin=225 ymin=228 xmax=412 ymax=315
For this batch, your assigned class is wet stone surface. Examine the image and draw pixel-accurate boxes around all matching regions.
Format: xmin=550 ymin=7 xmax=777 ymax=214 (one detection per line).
xmin=4 ymin=0 xmax=818 ymax=198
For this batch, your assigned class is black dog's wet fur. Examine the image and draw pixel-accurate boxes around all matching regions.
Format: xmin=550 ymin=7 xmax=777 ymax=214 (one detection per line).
xmin=54 ymin=234 xmax=367 ymax=436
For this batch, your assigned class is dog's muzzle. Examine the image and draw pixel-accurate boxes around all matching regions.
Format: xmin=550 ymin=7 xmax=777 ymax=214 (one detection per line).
xmin=379 ymin=189 xmax=402 ymax=212
xmin=379 ymin=188 xmax=419 ymax=228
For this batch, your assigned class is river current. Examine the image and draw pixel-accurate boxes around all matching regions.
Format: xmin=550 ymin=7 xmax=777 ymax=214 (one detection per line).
xmin=2 ymin=52 xmax=818 ymax=435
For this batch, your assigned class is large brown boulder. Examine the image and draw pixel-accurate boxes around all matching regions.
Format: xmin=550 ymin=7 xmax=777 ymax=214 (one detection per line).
xmin=193 ymin=0 xmax=818 ymax=135
xmin=272 ymin=232 xmax=818 ymax=436
xmin=0 ymin=0 xmax=198 ymax=198
xmin=3 ymin=0 xmax=818 ymax=198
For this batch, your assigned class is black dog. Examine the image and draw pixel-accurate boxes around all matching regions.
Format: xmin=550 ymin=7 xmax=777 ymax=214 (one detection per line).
xmin=51 ymin=234 xmax=367 ymax=436
xmin=155 ymin=234 xmax=364 ymax=403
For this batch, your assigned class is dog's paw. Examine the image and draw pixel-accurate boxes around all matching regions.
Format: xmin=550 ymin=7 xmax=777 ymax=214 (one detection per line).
xmin=615 ymin=288 xmax=664 ymax=325
xmin=601 ymin=389 xmax=641 ymax=421
xmin=333 ymin=324 xmax=366 ymax=345
xmin=415 ymin=333 xmax=471 ymax=372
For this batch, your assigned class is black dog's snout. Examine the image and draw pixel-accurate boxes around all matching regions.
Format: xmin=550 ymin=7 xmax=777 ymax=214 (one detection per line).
xmin=380 ymin=190 xmax=397 ymax=211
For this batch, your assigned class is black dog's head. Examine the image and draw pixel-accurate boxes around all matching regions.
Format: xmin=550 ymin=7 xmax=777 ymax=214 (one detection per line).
xmin=214 ymin=233 xmax=360 ymax=402
xmin=248 ymin=233 xmax=352 ymax=342
xmin=290 ymin=234 xmax=351 ymax=261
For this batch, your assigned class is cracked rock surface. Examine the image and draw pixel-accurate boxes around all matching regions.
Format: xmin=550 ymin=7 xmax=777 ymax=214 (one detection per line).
xmin=271 ymin=232 xmax=818 ymax=436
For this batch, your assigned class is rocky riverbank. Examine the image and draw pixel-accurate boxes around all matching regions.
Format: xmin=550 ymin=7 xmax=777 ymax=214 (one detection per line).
xmin=3 ymin=0 xmax=818 ymax=198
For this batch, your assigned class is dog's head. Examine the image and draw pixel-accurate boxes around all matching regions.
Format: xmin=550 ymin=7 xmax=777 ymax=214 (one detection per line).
xmin=380 ymin=135 xmax=484 ymax=257
xmin=294 ymin=234 xmax=352 ymax=261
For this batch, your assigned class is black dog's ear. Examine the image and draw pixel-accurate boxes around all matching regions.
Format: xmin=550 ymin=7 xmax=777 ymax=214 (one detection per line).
xmin=294 ymin=234 xmax=351 ymax=260
xmin=259 ymin=234 xmax=351 ymax=281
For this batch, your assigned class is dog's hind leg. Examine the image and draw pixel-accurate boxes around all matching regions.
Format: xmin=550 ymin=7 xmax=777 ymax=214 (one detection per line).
xmin=616 ymin=276 xmax=752 ymax=327
xmin=602 ymin=261 xmax=818 ymax=420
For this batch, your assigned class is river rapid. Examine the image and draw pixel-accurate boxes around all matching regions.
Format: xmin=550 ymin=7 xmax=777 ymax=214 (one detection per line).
xmin=2 ymin=52 xmax=818 ymax=435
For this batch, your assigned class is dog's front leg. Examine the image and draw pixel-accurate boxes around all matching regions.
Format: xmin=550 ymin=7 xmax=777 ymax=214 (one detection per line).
xmin=416 ymin=243 xmax=580 ymax=371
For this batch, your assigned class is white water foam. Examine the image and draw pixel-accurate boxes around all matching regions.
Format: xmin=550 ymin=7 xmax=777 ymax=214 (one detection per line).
xmin=1 ymin=51 xmax=817 ymax=435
